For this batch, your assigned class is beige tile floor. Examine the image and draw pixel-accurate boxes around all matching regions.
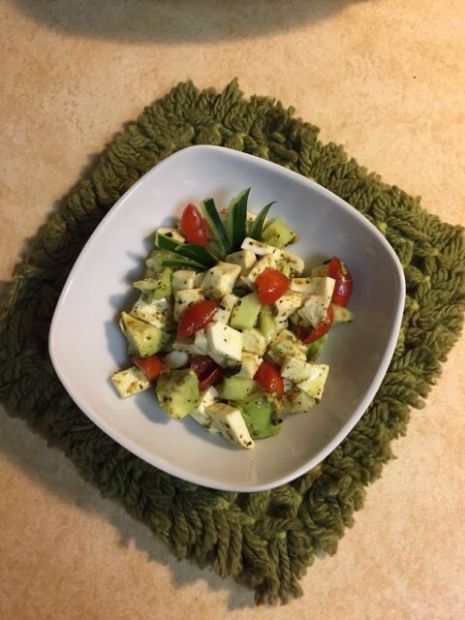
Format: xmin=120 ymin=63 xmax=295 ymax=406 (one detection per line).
xmin=1 ymin=0 xmax=464 ymax=618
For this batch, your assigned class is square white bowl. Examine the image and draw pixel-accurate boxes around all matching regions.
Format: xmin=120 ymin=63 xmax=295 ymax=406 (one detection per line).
xmin=49 ymin=145 xmax=405 ymax=492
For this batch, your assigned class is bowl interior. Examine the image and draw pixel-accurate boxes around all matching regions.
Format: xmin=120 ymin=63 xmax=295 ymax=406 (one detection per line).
xmin=49 ymin=145 xmax=405 ymax=491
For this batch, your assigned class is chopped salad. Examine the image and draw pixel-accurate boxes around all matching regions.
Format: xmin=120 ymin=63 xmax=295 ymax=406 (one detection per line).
xmin=111 ymin=189 xmax=353 ymax=450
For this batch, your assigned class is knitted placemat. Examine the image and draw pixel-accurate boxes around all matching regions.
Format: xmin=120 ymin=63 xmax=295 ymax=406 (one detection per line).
xmin=1 ymin=80 xmax=464 ymax=605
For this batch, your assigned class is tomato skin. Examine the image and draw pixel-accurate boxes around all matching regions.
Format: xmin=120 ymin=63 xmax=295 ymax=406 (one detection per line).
xmin=133 ymin=355 xmax=163 ymax=381
xmin=296 ymin=305 xmax=334 ymax=344
xmin=256 ymin=268 xmax=290 ymax=305
xmin=180 ymin=204 xmax=209 ymax=246
xmin=327 ymin=256 xmax=353 ymax=307
xmin=177 ymin=299 xmax=219 ymax=339
xmin=190 ymin=355 xmax=223 ymax=390
xmin=254 ymin=360 xmax=284 ymax=395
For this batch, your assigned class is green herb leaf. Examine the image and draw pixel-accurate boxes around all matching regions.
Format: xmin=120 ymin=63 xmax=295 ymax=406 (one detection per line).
xmin=226 ymin=188 xmax=250 ymax=252
xmin=247 ymin=202 xmax=275 ymax=240
xmin=201 ymin=197 xmax=229 ymax=258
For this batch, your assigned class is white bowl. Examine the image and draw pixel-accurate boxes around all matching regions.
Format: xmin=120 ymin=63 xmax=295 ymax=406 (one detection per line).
xmin=49 ymin=145 xmax=405 ymax=492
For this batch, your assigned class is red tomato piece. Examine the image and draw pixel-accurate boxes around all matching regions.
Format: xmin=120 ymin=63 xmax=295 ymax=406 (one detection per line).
xmin=327 ymin=256 xmax=353 ymax=307
xmin=133 ymin=355 xmax=163 ymax=381
xmin=296 ymin=305 xmax=334 ymax=344
xmin=177 ymin=299 xmax=219 ymax=339
xmin=190 ymin=355 xmax=223 ymax=390
xmin=180 ymin=203 xmax=209 ymax=247
xmin=254 ymin=360 xmax=284 ymax=395
xmin=255 ymin=268 xmax=290 ymax=305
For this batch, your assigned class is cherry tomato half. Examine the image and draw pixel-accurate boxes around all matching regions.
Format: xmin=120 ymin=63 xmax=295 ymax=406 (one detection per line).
xmin=177 ymin=299 xmax=219 ymax=339
xmin=190 ymin=355 xmax=223 ymax=390
xmin=327 ymin=256 xmax=353 ymax=307
xmin=255 ymin=268 xmax=290 ymax=305
xmin=133 ymin=355 xmax=163 ymax=381
xmin=254 ymin=360 xmax=284 ymax=395
xmin=296 ymin=305 xmax=334 ymax=344
xmin=180 ymin=203 xmax=209 ymax=247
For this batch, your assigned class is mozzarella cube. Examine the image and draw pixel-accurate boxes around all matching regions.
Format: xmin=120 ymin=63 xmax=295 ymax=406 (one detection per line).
xmin=162 ymin=351 xmax=189 ymax=369
xmin=225 ymin=249 xmax=257 ymax=275
xmin=190 ymin=387 xmax=220 ymax=429
xmin=267 ymin=329 xmax=307 ymax=365
xmin=281 ymin=357 xmax=316 ymax=382
xmin=201 ymin=262 xmax=241 ymax=299
xmin=237 ymin=352 xmax=262 ymax=378
xmin=240 ymin=237 xmax=282 ymax=259
xmin=131 ymin=297 xmax=173 ymax=329
xmin=111 ymin=366 xmax=150 ymax=398
xmin=205 ymin=402 xmax=255 ymax=449
xmin=304 ymin=277 xmax=335 ymax=305
xmin=244 ymin=254 xmax=277 ymax=287
xmin=194 ymin=329 xmax=209 ymax=355
xmin=172 ymin=339 xmax=203 ymax=355
xmin=278 ymin=250 xmax=305 ymax=276
xmin=194 ymin=272 xmax=206 ymax=287
xmin=171 ymin=269 xmax=197 ymax=293
xmin=242 ymin=328 xmax=267 ymax=355
xmin=206 ymin=322 xmax=243 ymax=365
xmin=173 ymin=288 xmax=204 ymax=320
xmin=221 ymin=293 xmax=240 ymax=310
xmin=274 ymin=291 xmax=305 ymax=322
xmin=213 ymin=305 xmax=233 ymax=324
xmin=297 ymin=364 xmax=330 ymax=400
xmin=298 ymin=295 xmax=330 ymax=328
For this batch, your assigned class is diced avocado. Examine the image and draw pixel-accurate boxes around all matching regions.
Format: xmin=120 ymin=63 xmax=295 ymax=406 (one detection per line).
xmin=205 ymin=402 xmax=255 ymax=449
xmin=297 ymin=364 xmax=329 ymax=401
xmin=220 ymin=375 xmax=256 ymax=401
xmin=281 ymin=389 xmax=316 ymax=414
xmin=267 ymin=329 xmax=307 ymax=365
xmin=133 ymin=267 xmax=172 ymax=301
xmin=258 ymin=306 xmax=277 ymax=343
xmin=119 ymin=311 xmax=165 ymax=357
xmin=261 ymin=218 xmax=297 ymax=248
xmin=145 ymin=250 xmax=174 ymax=275
xmin=306 ymin=334 xmax=328 ymax=361
xmin=332 ymin=303 xmax=354 ymax=323
xmin=111 ymin=366 xmax=151 ymax=398
xmin=237 ymin=395 xmax=283 ymax=439
xmin=229 ymin=292 xmax=261 ymax=331
xmin=156 ymin=369 xmax=200 ymax=419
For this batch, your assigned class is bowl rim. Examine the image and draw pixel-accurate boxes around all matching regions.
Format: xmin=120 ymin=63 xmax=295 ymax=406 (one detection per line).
xmin=49 ymin=145 xmax=406 ymax=491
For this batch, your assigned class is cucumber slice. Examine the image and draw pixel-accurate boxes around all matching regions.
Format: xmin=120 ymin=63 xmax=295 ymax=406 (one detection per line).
xmin=226 ymin=188 xmax=250 ymax=252
xmin=174 ymin=244 xmax=217 ymax=268
xmin=201 ymin=197 xmax=229 ymax=258
xmin=247 ymin=201 xmax=274 ymax=240
xmin=154 ymin=232 xmax=180 ymax=252
xmin=332 ymin=304 xmax=354 ymax=323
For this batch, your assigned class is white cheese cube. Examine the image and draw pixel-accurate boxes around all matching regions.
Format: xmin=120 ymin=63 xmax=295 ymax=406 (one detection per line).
xmin=225 ymin=249 xmax=257 ymax=275
xmin=157 ymin=226 xmax=185 ymax=244
xmin=172 ymin=339 xmax=203 ymax=355
xmin=171 ymin=269 xmax=197 ymax=293
xmin=205 ymin=402 xmax=255 ymax=449
xmin=237 ymin=352 xmax=262 ymax=378
xmin=297 ymin=364 xmax=330 ymax=400
xmin=278 ymin=250 xmax=305 ymax=276
xmin=162 ymin=351 xmax=189 ymax=369
xmin=194 ymin=329 xmax=209 ymax=355
xmin=283 ymin=378 xmax=294 ymax=393
xmin=244 ymin=254 xmax=277 ymax=286
xmin=304 ymin=277 xmax=335 ymax=305
xmin=201 ymin=262 xmax=241 ymax=299
xmin=206 ymin=322 xmax=243 ymax=365
xmin=273 ymin=291 xmax=305 ymax=322
xmin=221 ymin=293 xmax=240 ymax=310
xmin=275 ymin=319 xmax=289 ymax=333
xmin=111 ymin=366 xmax=150 ymax=398
xmin=281 ymin=357 xmax=316 ymax=382
xmin=173 ymin=288 xmax=204 ymax=320
xmin=298 ymin=295 xmax=330 ymax=328
xmin=131 ymin=297 xmax=174 ymax=329
xmin=267 ymin=329 xmax=307 ymax=365
xmin=240 ymin=237 xmax=282 ymax=259
xmin=194 ymin=272 xmax=206 ymax=287
xmin=242 ymin=328 xmax=267 ymax=355
xmin=190 ymin=387 xmax=220 ymax=429
xmin=213 ymin=306 xmax=233 ymax=324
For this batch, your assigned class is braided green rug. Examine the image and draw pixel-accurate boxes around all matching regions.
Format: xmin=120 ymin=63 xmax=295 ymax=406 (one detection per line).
xmin=1 ymin=81 xmax=464 ymax=605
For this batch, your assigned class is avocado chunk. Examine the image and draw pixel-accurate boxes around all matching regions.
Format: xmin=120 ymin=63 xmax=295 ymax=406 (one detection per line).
xmin=261 ymin=218 xmax=297 ymax=248
xmin=133 ymin=267 xmax=172 ymax=302
xmin=156 ymin=369 xmax=200 ymax=419
xmin=119 ymin=311 xmax=165 ymax=357
xmin=281 ymin=389 xmax=316 ymax=414
xmin=220 ymin=375 xmax=256 ymax=401
xmin=257 ymin=306 xmax=277 ymax=343
xmin=237 ymin=395 xmax=283 ymax=439
xmin=306 ymin=334 xmax=328 ymax=361
xmin=229 ymin=292 xmax=261 ymax=331
xmin=331 ymin=303 xmax=354 ymax=323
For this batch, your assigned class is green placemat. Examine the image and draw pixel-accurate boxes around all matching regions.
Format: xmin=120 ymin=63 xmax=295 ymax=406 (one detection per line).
xmin=1 ymin=81 xmax=464 ymax=605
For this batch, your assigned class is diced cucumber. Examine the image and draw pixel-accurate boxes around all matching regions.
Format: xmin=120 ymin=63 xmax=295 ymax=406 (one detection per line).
xmin=261 ymin=218 xmax=297 ymax=248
